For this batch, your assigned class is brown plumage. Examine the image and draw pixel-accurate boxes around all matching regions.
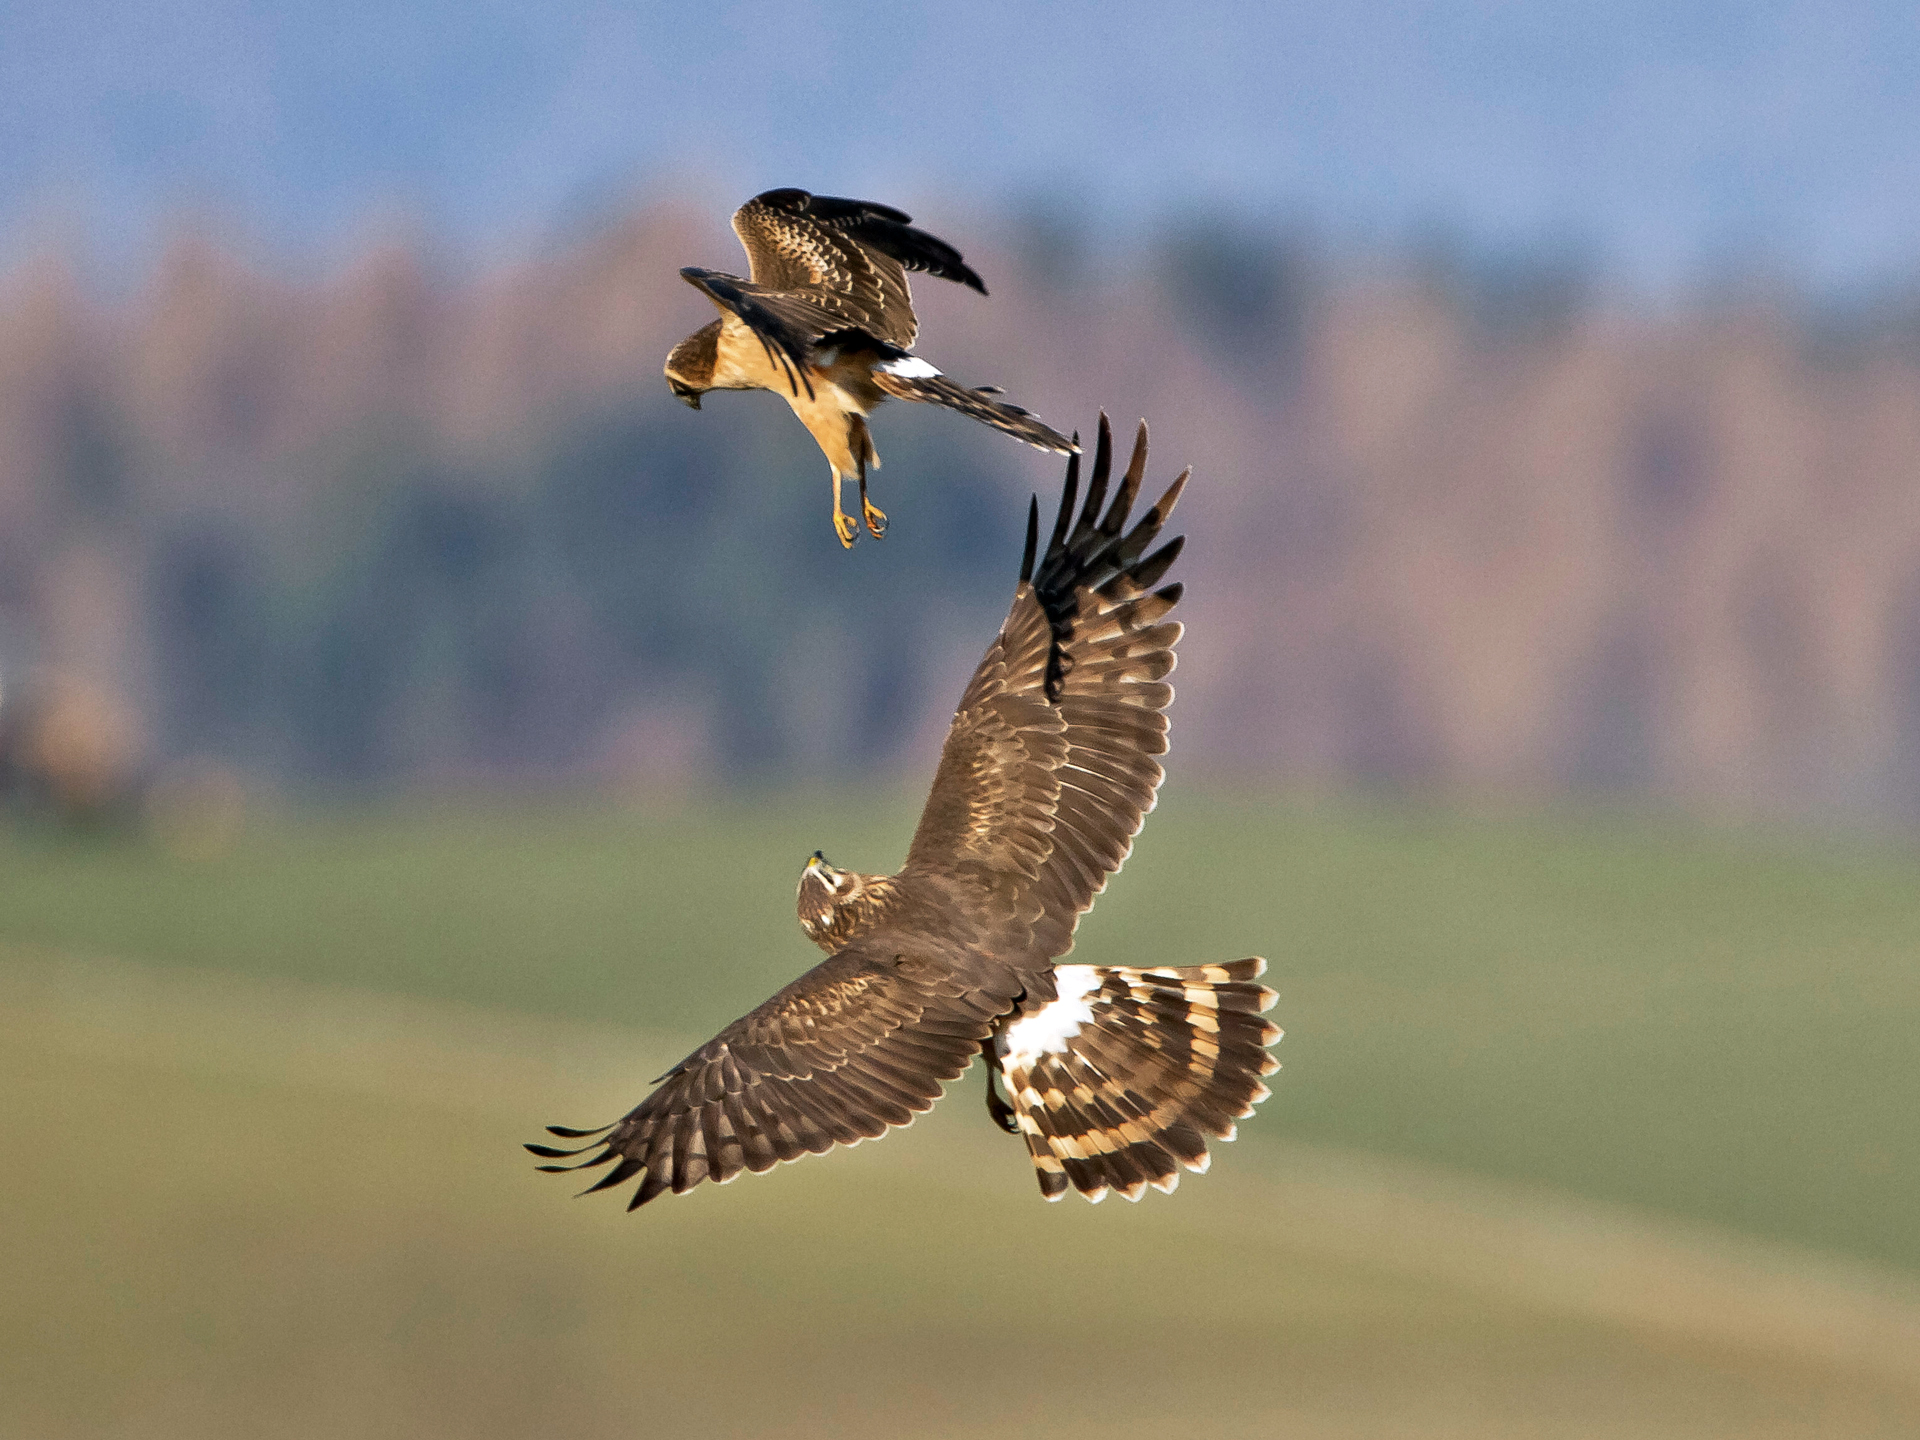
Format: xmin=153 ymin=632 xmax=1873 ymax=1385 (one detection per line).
xmin=663 ymin=187 xmax=1078 ymax=549
xmin=529 ymin=418 xmax=1280 ymax=1207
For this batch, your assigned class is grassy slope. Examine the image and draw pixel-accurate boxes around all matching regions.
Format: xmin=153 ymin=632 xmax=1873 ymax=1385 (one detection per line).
xmin=6 ymin=953 xmax=1919 ymax=1440
xmin=1 ymin=790 xmax=1916 ymax=1279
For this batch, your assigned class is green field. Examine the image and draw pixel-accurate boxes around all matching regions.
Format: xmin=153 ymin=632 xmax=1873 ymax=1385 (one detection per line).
xmin=4 ymin=792 xmax=1919 ymax=1436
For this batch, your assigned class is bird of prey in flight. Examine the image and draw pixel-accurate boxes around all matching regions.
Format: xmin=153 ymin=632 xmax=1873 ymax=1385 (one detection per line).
xmin=530 ymin=417 xmax=1280 ymax=1206
xmin=663 ymin=187 xmax=1079 ymax=548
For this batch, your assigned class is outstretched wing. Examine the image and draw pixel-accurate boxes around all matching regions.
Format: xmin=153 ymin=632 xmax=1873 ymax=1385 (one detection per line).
xmin=679 ymin=267 xmax=853 ymax=398
xmin=899 ymin=416 xmax=1188 ymax=962
xmin=731 ymin=188 xmax=985 ymax=349
xmin=528 ymin=941 xmax=1015 ymax=1209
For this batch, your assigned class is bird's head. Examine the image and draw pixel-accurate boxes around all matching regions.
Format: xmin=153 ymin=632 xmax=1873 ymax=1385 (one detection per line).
xmin=797 ymin=850 xmax=883 ymax=951
xmin=664 ymin=321 xmax=720 ymax=409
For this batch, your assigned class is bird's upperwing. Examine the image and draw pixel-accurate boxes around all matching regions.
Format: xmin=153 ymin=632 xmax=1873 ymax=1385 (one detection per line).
xmin=528 ymin=941 xmax=1016 ymax=1209
xmin=899 ymin=416 xmax=1189 ymax=961
xmin=731 ymin=188 xmax=986 ymax=350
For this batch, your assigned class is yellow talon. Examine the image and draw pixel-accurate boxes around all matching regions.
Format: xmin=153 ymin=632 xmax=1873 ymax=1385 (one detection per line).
xmin=863 ymin=497 xmax=888 ymax=539
xmin=832 ymin=508 xmax=859 ymax=548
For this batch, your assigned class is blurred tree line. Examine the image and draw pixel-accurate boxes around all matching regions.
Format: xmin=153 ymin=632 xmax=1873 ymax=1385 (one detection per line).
xmin=2 ymin=198 xmax=1919 ymax=819
xmin=139 ymin=398 xmax=1019 ymax=783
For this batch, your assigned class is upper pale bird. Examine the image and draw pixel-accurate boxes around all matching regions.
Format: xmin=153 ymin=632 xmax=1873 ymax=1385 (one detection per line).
xmin=664 ymin=187 xmax=1078 ymax=548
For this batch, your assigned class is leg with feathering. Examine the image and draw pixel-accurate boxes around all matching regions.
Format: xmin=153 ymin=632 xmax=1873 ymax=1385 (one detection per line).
xmin=981 ymin=1038 xmax=1019 ymax=1135
xmin=830 ymin=468 xmax=858 ymax=549
xmin=848 ymin=415 xmax=886 ymax=539
xmin=858 ymin=464 xmax=887 ymax=540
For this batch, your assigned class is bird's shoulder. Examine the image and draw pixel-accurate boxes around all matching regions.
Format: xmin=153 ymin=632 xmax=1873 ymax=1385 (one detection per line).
xmin=726 ymin=928 xmax=949 ymax=1022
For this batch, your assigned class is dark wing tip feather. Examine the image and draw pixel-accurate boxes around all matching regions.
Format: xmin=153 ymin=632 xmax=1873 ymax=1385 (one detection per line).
xmin=1149 ymin=469 xmax=1192 ymax=525
xmin=762 ymin=188 xmax=988 ymax=293
xmin=628 ymin=1177 xmax=667 ymax=1211
xmin=749 ymin=186 xmax=816 ymax=211
xmin=1049 ymin=441 xmax=1081 ymax=556
xmin=546 ymin=1123 xmax=614 ymax=1139
xmin=1111 ymin=473 xmax=1190 ymax=568
xmin=535 ymin=1146 xmax=618 ymax=1174
xmin=1127 ymin=536 xmax=1184 ymax=592
xmin=1101 ymin=422 xmax=1150 ymax=538
xmin=1070 ymin=414 xmax=1115 ymax=550
xmin=580 ymin=1156 xmax=645 ymax=1196
xmin=1021 ymin=496 xmax=1040 ymax=583
xmin=1030 ymin=416 xmax=1190 ymax=625
xmin=1125 ymin=419 xmax=1150 ymax=477
xmin=767 ymin=188 xmax=913 ymax=225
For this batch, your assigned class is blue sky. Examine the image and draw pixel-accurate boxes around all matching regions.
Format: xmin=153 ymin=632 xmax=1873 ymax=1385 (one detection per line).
xmin=4 ymin=0 xmax=1917 ymax=289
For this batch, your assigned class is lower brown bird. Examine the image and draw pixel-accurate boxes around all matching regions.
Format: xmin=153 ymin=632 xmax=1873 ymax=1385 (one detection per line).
xmin=530 ymin=417 xmax=1280 ymax=1206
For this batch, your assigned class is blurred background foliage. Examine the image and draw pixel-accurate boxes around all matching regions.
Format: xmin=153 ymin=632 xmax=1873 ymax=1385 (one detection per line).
xmin=5 ymin=203 xmax=1920 ymax=816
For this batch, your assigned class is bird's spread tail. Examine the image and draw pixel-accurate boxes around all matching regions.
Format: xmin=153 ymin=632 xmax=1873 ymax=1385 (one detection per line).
xmin=996 ymin=959 xmax=1280 ymax=1202
xmin=870 ymin=357 xmax=1078 ymax=454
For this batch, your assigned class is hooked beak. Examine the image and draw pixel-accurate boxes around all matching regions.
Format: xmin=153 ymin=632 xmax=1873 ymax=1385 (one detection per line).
xmin=671 ymin=386 xmax=702 ymax=410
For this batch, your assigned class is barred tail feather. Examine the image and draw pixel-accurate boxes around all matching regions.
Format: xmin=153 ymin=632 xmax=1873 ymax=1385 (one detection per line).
xmin=870 ymin=362 xmax=1078 ymax=454
xmin=998 ymin=959 xmax=1281 ymax=1203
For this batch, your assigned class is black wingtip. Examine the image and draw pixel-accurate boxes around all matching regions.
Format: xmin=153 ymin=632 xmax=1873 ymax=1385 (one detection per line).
xmin=1068 ymin=414 xmax=1114 ymax=551
xmin=1029 ymin=414 xmax=1193 ymax=635
xmin=750 ymin=186 xmax=816 ymax=211
xmin=546 ymin=1123 xmax=614 ymax=1139
xmin=580 ymin=1156 xmax=645 ymax=1196
xmin=535 ymin=1145 xmax=617 ymax=1173
xmin=1049 ymin=439 xmax=1080 ymax=555
xmin=526 ymin=1141 xmax=599 ymax=1159
xmin=1150 ymin=469 xmax=1191 ymax=525
xmin=1129 ymin=535 xmax=1185 ymax=592
xmin=628 ymin=1173 xmax=670 ymax=1210
xmin=790 ymin=190 xmax=991 ymax=296
xmin=1021 ymin=495 xmax=1040 ymax=583
xmin=1097 ymin=421 xmax=1150 ymax=539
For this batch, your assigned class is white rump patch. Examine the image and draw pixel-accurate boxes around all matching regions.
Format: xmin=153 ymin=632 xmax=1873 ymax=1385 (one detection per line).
xmin=1003 ymin=965 xmax=1101 ymax=1064
xmin=877 ymin=355 xmax=941 ymax=379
